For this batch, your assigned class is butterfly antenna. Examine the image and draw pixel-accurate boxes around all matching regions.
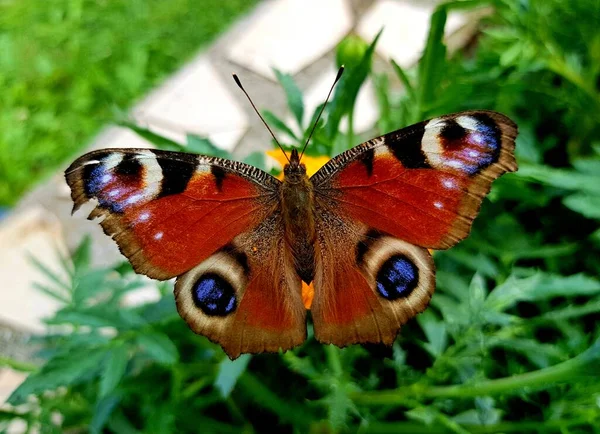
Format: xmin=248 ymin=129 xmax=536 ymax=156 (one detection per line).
xmin=299 ymin=65 xmax=344 ymax=161
xmin=232 ymin=73 xmax=290 ymax=164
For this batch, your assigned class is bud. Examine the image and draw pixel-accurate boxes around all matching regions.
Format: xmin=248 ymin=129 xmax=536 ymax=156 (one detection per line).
xmin=336 ymin=35 xmax=368 ymax=69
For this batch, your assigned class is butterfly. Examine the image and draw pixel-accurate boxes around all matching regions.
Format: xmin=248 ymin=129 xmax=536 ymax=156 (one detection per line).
xmin=65 ymin=70 xmax=517 ymax=360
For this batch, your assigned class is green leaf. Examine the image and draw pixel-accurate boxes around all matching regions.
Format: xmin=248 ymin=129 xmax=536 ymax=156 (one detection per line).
xmin=99 ymin=345 xmax=129 ymax=398
xmin=186 ymin=134 xmax=230 ymax=159
xmin=391 ymin=59 xmax=416 ymax=103
xmin=262 ymin=109 xmax=299 ymax=141
xmin=214 ymin=354 xmax=251 ymax=398
xmin=323 ymin=381 xmax=359 ymax=430
xmin=516 ymin=164 xmax=600 ymax=194
xmin=485 ymin=273 xmax=600 ymax=312
xmin=8 ymin=347 xmax=107 ymax=405
xmin=136 ymin=332 xmax=179 ymax=365
xmin=417 ymin=310 xmax=448 ymax=357
xmin=71 ymin=234 xmax=92 ymax=270
xmin=27 ymin=254 xmax=71 ymax=293
xmin=282 ymin=352 xmax=319 ymax=380
xmin=243 ymin=151 xmax=266 ymax=170
xmin=445 ymin=250 xmax=499 ymax=278
xmin=91 ymin=394 xmax=121 ymax=434
xmin=416 ymin=6 xmax=448 ymax=118
xmin=563 ymin=193 xmax=600 ymax=219
xmin=120 ymin=121 xmax=185 ymax=152
xmin=273 ymin=68 xmax=304 ymax=128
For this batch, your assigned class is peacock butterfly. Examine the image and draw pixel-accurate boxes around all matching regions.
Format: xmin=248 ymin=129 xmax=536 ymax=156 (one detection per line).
xmin=65 ymin=68 xmax=518 ymax=359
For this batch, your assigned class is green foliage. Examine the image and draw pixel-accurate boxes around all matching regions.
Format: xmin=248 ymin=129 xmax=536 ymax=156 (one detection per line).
xmin=4 ymin=0 xmax=600 ymax=432
xmin=0 ymin=0 xmax=259 ymax=206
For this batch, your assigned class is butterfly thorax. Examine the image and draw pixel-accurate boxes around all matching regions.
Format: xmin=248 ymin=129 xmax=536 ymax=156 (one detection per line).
xmin=281 ymin=150 xmax=316 ymax=283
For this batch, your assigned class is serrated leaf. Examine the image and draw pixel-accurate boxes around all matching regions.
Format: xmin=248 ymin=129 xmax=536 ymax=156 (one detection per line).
xmin=320 ymin=381 xmax=359 ymax=430
xmin=282 ymin=352 xmax=319 ymax=380
xmin=273 ymin=68 xmax=304 ymax=128
xmin=100 ymin=345 xmax=129 ymax=398
xmin=8 ymin=347 xmax=107 ymax=405
xmin=136 ymin=332 xmax=178 ymax=365
xmin=215 ymin=354 xmax=251 ymax=398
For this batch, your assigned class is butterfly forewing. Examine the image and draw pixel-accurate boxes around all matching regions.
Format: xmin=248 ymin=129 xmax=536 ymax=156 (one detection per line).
xmin=65 ymin=149 xmax=280 ymax=279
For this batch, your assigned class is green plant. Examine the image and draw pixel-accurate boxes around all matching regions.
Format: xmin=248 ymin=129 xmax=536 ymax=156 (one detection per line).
xmin=0 ymin=0 xmax=259 ymax=206
xmin=3 ymin=0 xmax=600 ymax=432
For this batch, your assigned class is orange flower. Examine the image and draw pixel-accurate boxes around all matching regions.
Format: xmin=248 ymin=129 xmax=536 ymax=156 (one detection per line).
xmin=266 ymin=149 xmax=330 ymax=178
xmin=301 ymin=281 xmax=314 ymax=309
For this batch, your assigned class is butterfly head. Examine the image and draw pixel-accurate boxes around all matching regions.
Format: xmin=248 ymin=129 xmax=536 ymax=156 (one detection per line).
xmin=283 ymin=148 xmax=307 ymax=183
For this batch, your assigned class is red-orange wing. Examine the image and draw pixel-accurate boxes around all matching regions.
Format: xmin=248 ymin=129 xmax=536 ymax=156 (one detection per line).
xmin=174 ymin=214 xmax=306 ymax=359
xmin=311 ymin=110 xmax=518 ymax=249
xmin=65 ymin=149 xmax=280 ymax=280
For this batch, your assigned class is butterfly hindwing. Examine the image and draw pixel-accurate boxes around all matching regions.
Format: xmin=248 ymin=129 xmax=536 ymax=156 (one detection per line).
xmin=65 ymin=149 xmax=280 ymax=280
xmin=311 ymin=110 xmax=518 ymax=250
xmin=311 ymin=212 xmax=435 ymax=347
xmin=175 ymin=213 xmax=306 ymax=359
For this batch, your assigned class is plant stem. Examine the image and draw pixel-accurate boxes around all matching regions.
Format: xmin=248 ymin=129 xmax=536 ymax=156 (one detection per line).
xmin=352 ymin=339 xmax=599 ymax=405
xmin=325 ymin=345 xmax=343 ymax=377
xmin=361 ymin=417 xmax=593 ymax=434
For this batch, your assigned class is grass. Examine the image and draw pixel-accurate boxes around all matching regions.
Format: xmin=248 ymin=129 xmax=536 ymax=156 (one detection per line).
xmin=0 ymin=0 xmax=259 ymax=206
xmin=2 ymin=0 xmax=600 ymax=432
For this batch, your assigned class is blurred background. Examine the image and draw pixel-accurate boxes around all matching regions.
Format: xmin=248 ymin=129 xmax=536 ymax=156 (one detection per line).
xmin=1 ymin=0 xmax=600 ymax=432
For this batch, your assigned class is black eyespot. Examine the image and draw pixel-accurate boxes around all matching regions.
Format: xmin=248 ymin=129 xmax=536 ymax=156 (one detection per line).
xmin=115 ymin=154 xmax=143 ymax=176
xmin=440 ymin=119 xmax=467 ymax=144
xmin=192 ymin=273 xmax=236 ymax=316
xmin=376 ymin=255 xmax=418 ymax=300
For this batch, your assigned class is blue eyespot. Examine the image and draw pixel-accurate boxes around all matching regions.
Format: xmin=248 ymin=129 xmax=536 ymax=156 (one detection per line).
xmin=376 ymin=255 xmax=418 ymax=300
xmin=192 ymin=274 xmax=237 ymax=316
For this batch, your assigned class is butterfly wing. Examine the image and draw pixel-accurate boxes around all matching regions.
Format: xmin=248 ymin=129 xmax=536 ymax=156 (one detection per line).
xmin=311 ymin=213 xmax=435 ymax=346
xmin=311 ymin=110 xmax=518 ymax=250
xmin=310 ymin=110 xmax=517 ymax=346
xmin=66 ymin=149 xmax=306 ymax=358
xmin=174 ymin=212 xmax=306 ymax=359
xmin=65 ymin=149 xmax=279 ymax=280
